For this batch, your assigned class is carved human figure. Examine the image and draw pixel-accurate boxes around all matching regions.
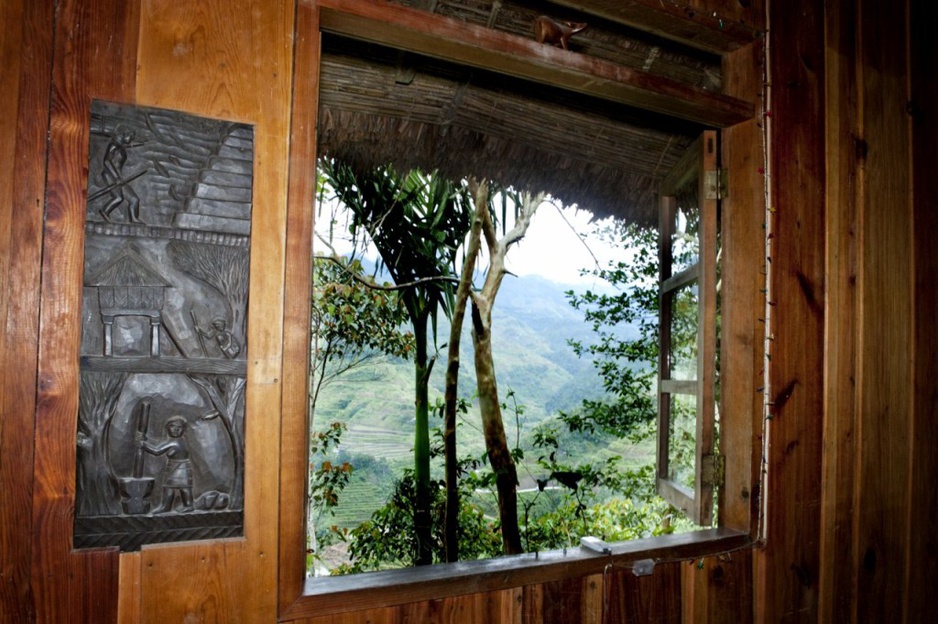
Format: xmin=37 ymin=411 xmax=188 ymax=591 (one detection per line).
xmin=197 ymin=318 xmax=241 ymax=359
xmin=136 ymin=416 xmax=194 ymax=513
xmin=99 ymin=124 xmax=143 ymax=224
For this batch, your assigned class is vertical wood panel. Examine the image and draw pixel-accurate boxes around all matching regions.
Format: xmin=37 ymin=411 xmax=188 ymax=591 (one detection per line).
xmin=754 ymin=0 xmax=826 ymax=621
xmin=523 ymin=576 xmax=586 ymax=624
xmin=279 ymin=0 xmax=320 ymax=615
xmin=0 ymin=0 xmax=53 ymax=620
xmin=292 ymin=589 xmax=520 ymax=624
xmin=819 ymin=0 xmax=861 ymax=621
xmin=32 ymin=0 xmax=140 ymax=620
xmin=719 ymin=38 xmax=766 ymax=534
xmin=130 ymin=0 xmax=294 ymax=621
xmin=606 ymin=561 xmax=681 ymax=623
xmin=681 ymin=551 xmax=751 ymax=624
xmin=854 ymin=0 xmax=913 ymax=620
xmin=907 ymin=0 xmax=938 ymax=619
xmin=117 ymin=553 xmax=142 ymax=624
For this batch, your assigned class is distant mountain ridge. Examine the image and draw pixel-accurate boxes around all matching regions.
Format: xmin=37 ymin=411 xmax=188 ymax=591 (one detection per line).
xmin=312 ymin=266 xmax=636 ymax=458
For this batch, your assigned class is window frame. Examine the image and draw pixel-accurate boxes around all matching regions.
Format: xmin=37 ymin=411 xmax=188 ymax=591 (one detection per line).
xmin=656 ymin=131 xmax=720 ymax=525
xmin=277 ymin=1 xmax=762 ymax=619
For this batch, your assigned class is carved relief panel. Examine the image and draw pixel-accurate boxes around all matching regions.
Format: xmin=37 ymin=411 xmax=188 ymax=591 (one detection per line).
xmin=75 ymin=101 xmax=252 ymax=551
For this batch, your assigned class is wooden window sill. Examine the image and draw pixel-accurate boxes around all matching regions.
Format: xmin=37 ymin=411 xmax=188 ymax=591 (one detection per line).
xmin=280 ymin=527 xmax=750 ymax=619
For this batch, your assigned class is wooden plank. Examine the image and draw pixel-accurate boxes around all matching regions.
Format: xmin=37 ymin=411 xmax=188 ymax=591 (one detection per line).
xmin=907 ymin=0 xmax=938 ymax=619
xmin=817 ymin=0 xmax=860 ymax=620
xmin=279 ymin=0 xmax=321 ymax=617
xmin=718 ymin=39 xmax=765 ymax=536
xmin=545 ymin=0 xmax=762 ymax=54
xmin=315 ymin=0 xmax=754 ymax=127
xmin=752 ymin=0 xmax=825 ymax=621
xmin=694 ymin=130 xmax=718 ymax=526
xmin=661 ymin=264 xmax=699 ymax=295
xmin=132 ymin=0 xmax=294 ymax=620
xmin=680 ymin=550 xmax=752 ymax=623
xmin=31 ymin=0 xmax=139 ymax=620
xmin=0 ymin=0 xmax=53 ymax=620
xmin=606 ymin=561 xmax=682 ymax=623
xmin=853 ymin=0 xmax=913 ymax=619
xmin=288 ymin=529 xmax=749 ymax=617
xmin=525 ymin=577 xmax=585 ymax=623
xmin=117 ymin=553 xmax=142 ymax=624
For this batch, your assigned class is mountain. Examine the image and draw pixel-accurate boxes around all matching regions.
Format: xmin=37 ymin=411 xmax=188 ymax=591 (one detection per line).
xmin=311 ymin=270 xmax=638 ymax=462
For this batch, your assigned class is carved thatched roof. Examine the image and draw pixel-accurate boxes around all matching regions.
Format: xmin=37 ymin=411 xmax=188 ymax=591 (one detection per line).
xmin=317 ymin=1 xmax=730 ymax=226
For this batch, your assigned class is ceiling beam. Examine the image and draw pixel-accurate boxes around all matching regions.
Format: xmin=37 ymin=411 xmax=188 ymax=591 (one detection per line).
xmin=545 ymin=0 xmax=762 ymax=55
xmin=315 ymin=0 xmax=754 ymax=128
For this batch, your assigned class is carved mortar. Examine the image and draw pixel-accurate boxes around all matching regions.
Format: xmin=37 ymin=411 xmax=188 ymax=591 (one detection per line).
xmin=119 ymin=476 xmax=155 ymax=514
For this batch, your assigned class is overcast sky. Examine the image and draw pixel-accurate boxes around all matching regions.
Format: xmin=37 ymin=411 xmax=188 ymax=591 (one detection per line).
xmin=315 ymin=196 xmax=629 ymax=289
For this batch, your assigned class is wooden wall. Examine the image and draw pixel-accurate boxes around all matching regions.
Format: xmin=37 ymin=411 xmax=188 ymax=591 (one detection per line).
xmin=817 ymin=0 xmax=938 ymax=621
xmin=2 ymin=0 xmax=936 ymax=622
xmin=2 ymin=0 xmax=296 ymax=621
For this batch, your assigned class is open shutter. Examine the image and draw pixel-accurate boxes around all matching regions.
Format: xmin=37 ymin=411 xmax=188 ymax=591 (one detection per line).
xmin=656 ymin=130 xmax=719 ymax=526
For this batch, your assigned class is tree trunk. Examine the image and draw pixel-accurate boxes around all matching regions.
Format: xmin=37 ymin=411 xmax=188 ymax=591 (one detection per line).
xmin=443 ymin=181 xmax=487 ymax=562
xmin=412 ymin=309 xmax=434 ymax=566
xmin=471 ymin=301 xmax=522 ymax=554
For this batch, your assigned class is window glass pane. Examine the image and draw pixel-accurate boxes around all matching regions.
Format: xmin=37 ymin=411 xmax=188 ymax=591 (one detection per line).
xmin=670 ymin=186 xmax=699 ymax=274
xmin=669 ymin=281 xmax=698 ymax=380
xmin=667 ymin=393 xmax=697 ymax=491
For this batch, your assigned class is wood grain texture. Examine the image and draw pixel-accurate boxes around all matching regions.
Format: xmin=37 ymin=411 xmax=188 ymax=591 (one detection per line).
xmin=818 ymin=0 xmax=860 ymax=620
xmin=0 ymin=0 xmax=52 ymax=621
xmin=31 ymin=0 xmax=139 ymax=620
xmin=753 ymin=0 xmax=826 ymax=621
xmin=719 ymin=40 xmax=766 ymax=536
xmin=292 ymin=529 xmax=747 ymax=617
xmin=293 ymin=589 xmax=520 ymax=624
xmin=279 ymin=0 xmax=320 ymax=615
xmin=131 ymin=0 xmax=294 ymax=620
xmin=606 ymin=561 xmax=682 ymax=623
xmin=681 ymin=551 xmax=752 ymax=624
xmin=907 ymin=1 xmax=938 ymax=619
xmin=853 ymin=0 xmax=913 ymax=619
xmin=117 ymin=553 xmax=142 ymax=624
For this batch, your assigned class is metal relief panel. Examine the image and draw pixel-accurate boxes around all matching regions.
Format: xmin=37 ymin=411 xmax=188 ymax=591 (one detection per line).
xmin=74 ymin=100 xmax=252 ymax=551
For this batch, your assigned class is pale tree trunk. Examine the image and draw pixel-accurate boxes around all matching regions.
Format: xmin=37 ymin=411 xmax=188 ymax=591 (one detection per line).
xmin=468 ymin=190 xmax=544 ymax=555
xmin=443 ymin=180 xmax=488 ymax=562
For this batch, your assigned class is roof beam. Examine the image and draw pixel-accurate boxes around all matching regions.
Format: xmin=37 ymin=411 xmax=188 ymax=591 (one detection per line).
xmin=545 ymin=0 xmax=762 ymax=55
xmin=315 ymin=0 xmax=754 ymax=128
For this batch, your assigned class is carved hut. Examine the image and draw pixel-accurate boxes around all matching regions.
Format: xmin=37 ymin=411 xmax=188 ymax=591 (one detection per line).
xmin=86 ymin=247 xmax=170 ymax=358
xmin=1 ymin=0 xmax=936 ymax=623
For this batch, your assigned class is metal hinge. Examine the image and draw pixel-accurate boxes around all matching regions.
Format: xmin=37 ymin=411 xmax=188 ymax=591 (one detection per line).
xmin=704 ymin=169 xmax=728 ymax=200
xmin=702 ymin=453 xmax=725 ymax=488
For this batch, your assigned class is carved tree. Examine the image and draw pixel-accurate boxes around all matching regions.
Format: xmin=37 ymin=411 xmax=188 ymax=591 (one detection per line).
xmin=188 ymin=374 xmax=246 ymax=509
xmin=170 ymin=241 xmax=250 ymax=343
xmin=77 ymin=372 xmax=128 ymax=515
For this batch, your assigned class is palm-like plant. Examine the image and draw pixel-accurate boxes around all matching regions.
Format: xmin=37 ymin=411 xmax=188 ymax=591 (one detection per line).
xmin=318 ymin=159 xmax=471 ymax=565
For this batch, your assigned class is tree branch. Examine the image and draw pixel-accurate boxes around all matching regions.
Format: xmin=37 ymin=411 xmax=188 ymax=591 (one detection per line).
xmin=314 ymin=254 xmax=460 ymax=291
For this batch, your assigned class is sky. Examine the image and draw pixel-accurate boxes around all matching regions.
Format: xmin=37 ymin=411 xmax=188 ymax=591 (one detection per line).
xmin=315 ymin=195 xmax=630 ymax=289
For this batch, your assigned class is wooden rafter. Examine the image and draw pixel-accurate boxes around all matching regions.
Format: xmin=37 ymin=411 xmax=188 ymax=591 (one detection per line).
xmin=546 ymin=0 xmax=762 ymax=54
xmin=315 ymin=0 xmax=754 ymax=127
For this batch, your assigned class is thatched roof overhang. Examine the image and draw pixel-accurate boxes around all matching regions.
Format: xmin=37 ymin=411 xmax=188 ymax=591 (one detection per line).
xmin=318 ymin=37 xmax=706 ymax=226
xmin=316 ymin=0 xmax=757 ymax=226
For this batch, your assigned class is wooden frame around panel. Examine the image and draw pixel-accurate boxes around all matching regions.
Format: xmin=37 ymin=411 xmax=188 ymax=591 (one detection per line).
xmin=656 ymin=131 xmax=719 ymax=526
xmin=278 ymin=0 xmax=762 ymax=618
